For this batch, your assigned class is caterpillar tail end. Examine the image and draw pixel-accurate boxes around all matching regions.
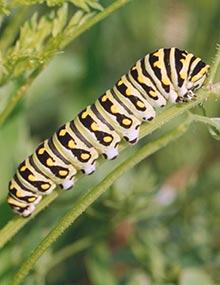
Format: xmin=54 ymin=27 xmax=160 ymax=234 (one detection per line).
xmin=7 ymin=195 xmax=42 ymax=217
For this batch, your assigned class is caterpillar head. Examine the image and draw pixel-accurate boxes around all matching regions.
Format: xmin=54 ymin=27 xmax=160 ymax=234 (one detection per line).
xmin=184 ymin=60 xmax=210 ymax=100
xmin=177 ymin=59 xmax=209 ymax=103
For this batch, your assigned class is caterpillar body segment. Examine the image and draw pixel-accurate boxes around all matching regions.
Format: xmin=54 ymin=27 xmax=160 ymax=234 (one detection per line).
xmin=96 ymin=90 xmax=141 ymax=144
xmin=113 ymin=75 xmax=156 ymax=122
xmin=32 ymin=140 xmax=77 ymax=189
xmin=128 ymin=59 xmax=167 ymax=108
xmin=7 ymin=47 xmax=209 ymax=217
xmin=16 ymin=158 xmax=56 ymax=195
xmin=8 ymin=177 xmax=42 ymax=217
xmin=145 ymin=51 xmax=179 ymax=103
xmin=52 ymin=122 xmax=99 ymax=175
xmin=75 ymin=105 xmax=121 ymax=159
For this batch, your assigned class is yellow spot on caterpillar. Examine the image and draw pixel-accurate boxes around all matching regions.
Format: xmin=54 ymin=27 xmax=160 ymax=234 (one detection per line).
xmin=180 ymin=71 xmax=187 ymax=80
xmin=15 ymin=189 xmax=24 ymax=198
xmin=180 ymin=58 xmax=186 ymax=64
xmin=28 ymin=174 xmax=35 ymax=181
xmin=153 ymin=60 xmax=162 ymax=68
xmin=38 ymin=148 xmax=45 ymax=155
xmin=162 ymin=77 xmax=170 ymax=85
xmin=20 ymin=165 xmax=27 ymax=172
xmin=59 ymin=170 xmax=68 ymax=176
xmin=103 ymin=136 xmax=112 ymax=143
xmin=122 ymin=118 xmax=131 ymax=126
xmin=153 ymin=50 xmax=162 ymax=57
xmin=149 ymin=90 xmax=157 ymax=97
xmin=117 ymin=80 xmax=123 ymax=85
xmin=91 ymin=122 xmax=99 ymax=131
xmin=68 ymin=139 xmax=75 ymax=149
xmin=136 ymin=101 xmax=145 ymax=108
xmin=81 ymin=111 xmax=88 ymax=119
xmin=59 ymin=129 xmax=67 ymax=136
xmin=46 ymin=158 xmax=54 ymax=167
xmin=101 ymin=95 xmax=108 ymax=102
xmin=110 ymin=105 xmax=118 ymax=114
xmin=28 ymin=197 xmax=36 ymax=202
xmin=10 ymin=182 xmax=16 ymax=189
xmin=41 ymin=183 xmax=50 ymax=190
xmin=81 ymin=153 xmax=90 ymax=160
xmin=138 ymin=76 xmax=144 ymax=84
xmin=125 ymin=88 xmax=132 ymax=96
xmin=191 ymin=65 xmax=209 ymax=82
xmin=191 ymin=75 xmax=198 ymax=82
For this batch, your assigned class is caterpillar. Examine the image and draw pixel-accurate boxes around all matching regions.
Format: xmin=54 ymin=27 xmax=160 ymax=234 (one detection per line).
xmin=7 ymin=47 xmax=209 ymax=217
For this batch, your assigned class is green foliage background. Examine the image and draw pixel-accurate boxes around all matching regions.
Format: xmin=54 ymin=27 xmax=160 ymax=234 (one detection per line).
xmin=0 ymin=0 xmax=220 ymax=284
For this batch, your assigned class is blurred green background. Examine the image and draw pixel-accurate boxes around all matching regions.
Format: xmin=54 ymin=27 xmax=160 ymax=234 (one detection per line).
xmin=0 ymin=0 xmax=220 ymax=284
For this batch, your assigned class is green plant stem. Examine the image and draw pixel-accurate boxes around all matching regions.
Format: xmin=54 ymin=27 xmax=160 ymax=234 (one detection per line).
xmin=0 ymin=192 xmax=58 ymax=249
xmin=0 ymin=67 xmax=43 ymax=127
xmin=0 ymin=88 xmax=213 ymax=249
xmin=47 ymin=237 xmax=93 ymax=270
xmin=192 ymin=114 xmax=220 ymax=127
xmin=0 ymin=0 xmax=131 ymax=127
xmin=60 ymin=0 xmax=132 ymax=48
xmin=10 ymin=119 xmax=191 ymax=285
xmin=208 ymin=44 xmax=220 ymax=84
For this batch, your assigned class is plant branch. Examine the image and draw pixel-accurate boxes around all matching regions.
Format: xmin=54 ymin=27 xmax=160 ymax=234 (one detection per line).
xmin=60 ymin=0 xmax=132 ymax=48
xmin=10 ymin=119 xmax=191 ymax=285
xmin=46 ymin=237 xmax=93 ymax=271
xmin=208 ymin=44 xmax=220 ymax=84
xmin=191 ymin=113 xmax=220 ymax=127
xmin=0 ymin=67 xmax=43 ymax=127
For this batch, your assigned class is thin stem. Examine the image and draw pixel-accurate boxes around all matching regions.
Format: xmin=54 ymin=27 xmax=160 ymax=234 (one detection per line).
xmin=0 ymin=192 xmax=58 ymax=249
xmin=208 ymin=44 xmax=220 ymax=84
xmin=60 ymin=0 xmax=132 ymax=48
xmin=192 ymin=114 xmax=220 ymax=128
xmin=10 ymin=120 xmax=191 ymax=285
xmin=0 ymin=67 xmax=43 ymax=127
xmin=47 ymin=237 xmax=92 ymax=271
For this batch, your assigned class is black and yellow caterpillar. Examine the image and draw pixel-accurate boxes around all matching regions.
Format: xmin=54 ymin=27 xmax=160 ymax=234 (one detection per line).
xmin=7 ymin=47 xmax=209 ymax=217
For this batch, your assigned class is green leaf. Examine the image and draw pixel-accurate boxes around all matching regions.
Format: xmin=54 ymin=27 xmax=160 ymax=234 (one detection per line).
xmin=66 ymin=9 xmax=85 ymax=28
xmin=52 ymin=4 xmax=68 ymax=37
xmin=70 ymin=0 xmax=102 ymax=11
